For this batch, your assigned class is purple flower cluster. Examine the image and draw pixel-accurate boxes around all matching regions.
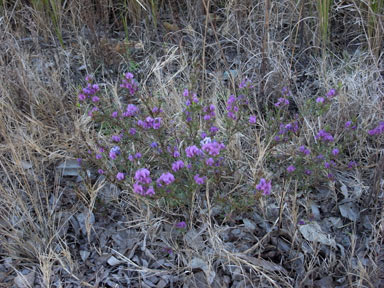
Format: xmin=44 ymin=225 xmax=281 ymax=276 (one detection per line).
xmin=201 ymin=141 xmax=225 ymax=156
xmin=133 ymin=168 xmax=155 ymax=196
xmin=156 ymin=172 xmax=175 ymax=187
xmin=194 ymin=174 xmax=206 ymax=185
xmin=368 ymin=121 xmax=384 ymax=136
xmin=78 ymin=81 xmax=100 ymax=101
xmin=316 ymin=88 xmax=337 ymax=105
xmin=281 ymin=87 xmax=291 ymax=97
xmin=326 ymin=89 xmax=337 ymax=98
xmin=172 ymin=160 xmax=185 ymax=172
xmin=287 ymin=165 xmax=296 ymax=173
xmin=256 ymin=178 xmax=272 ymax=195
xmin=120 ymin=72 xmax=138 ymax=95
xmin=183 ymin=89 xmax=199 ymax=106
xmin=175 ymin=221 xmax=187 ymax=229
xmin=109 ymin=146 xmax=121 ymax=160
xmin=299 ymin=145 xmax=311 ymax=155
xmin=316 ymin=130 xmax=334 ymax=142
xmin=249 ymin=115 xmax=257 ymax=124
xmin=203 ymin=104 xmax=216 ymax=121
xmin=274 ymin=98 xmax=289 ymax=107
xmin=123 ymin=104 xmax=139 ymax=117
xmin=87 ymin=107 xmax=99 ymax=117
xmin=128 ymin=152 xmax=142 ymax=162
xmin=239 ymin=78 xmax=253 ymax=89
xmin=116 ymin=172 xmax=125 ymax=181
xmin=183 ymin=89 xmax=199 ymax=122
xmin=226 ymin=95 xmax=238 ymax=119
xmin=138 ymin=116 xmax=162 ymax=130
xmin=112 ymin=134 xmax=122 ymax=142
xmin=277 ymin=121 xmax=299 ymax=137
xmin=185 ymin=145 xmax=203 ymax=158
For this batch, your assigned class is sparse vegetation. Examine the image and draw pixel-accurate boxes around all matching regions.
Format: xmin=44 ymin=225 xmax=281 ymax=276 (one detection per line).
xmin=0 ymin=0 xmax=383 ymax=287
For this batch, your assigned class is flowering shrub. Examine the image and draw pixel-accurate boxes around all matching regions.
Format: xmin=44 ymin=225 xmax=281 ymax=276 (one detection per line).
xmin=76 ymin=74 xmax=380 ymax=216
xmin=76 ymin=74 xmax=251 ymax=210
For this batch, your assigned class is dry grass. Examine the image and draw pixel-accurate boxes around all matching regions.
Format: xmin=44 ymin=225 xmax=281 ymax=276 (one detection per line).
xmin=0 ymin=0 xmax=383 ymax=287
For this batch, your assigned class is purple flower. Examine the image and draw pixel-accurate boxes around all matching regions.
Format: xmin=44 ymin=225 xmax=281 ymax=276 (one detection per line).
xmin=227 ymin=95 xmax=236 ymax=105
xmin=327 ymin=89 xmax=336 ymax=98
xmin=304 ymin=169 xmax=312 ymax=175
xmin=97 ymin=169 xmax=104 ymax=174
xmin=120 ymin=73 xmax=138 ymax=95
xmin=151 ymin=142 xmax=158 ymax=148
xmin=194 ymin=174 xmax=206 ymax=185
xmin=125 ymin=72 xmax=134 ymax=79
xmin=135 ymin=152 xmax=142 ymax=159
xmin=299 ymin=145 xmax=310 ymax=155
xmin=134 ymin=168 xmax=151 ymax=184
xmin=203 ymin=115 xmax=211 ymax=121
xmin=96 ymin=154 xmax=102 ymax=159
xmin=125 ymin=104 xmax=139 ymax=117
xmin=153 ymin=117 xmax=162 ymax=129
xmin=226 ymin=95 xmax=239 ymax=119
xmin=133 ymin=183 xmax=144 ymax=194
xmin=137 ymin=120 xmax=147 ymax=128
xmin=368 ymin=121 xmax=384 ymax=136
xmin=249 ymin=115 xmax=257 ymax=124
xmin=111 ymin=111 xmax=118 ymax=118
xmin=256 ymin=178 xmax=272 ymax=195
xmin=173 ymin=150 xmax=180 ymax=158
xmin=348 ymin=161 xmax=357 ymax=168
xmin=172 ymin=160 xmax=185 ymax=172
xmin=316 ymin=130 xmax=334 ymax=142
xmin=274 ymin=98 xmax=289 ymax=107
xmin=324 ymin=162 xmax=331 ymax=169
xmin=92 ymin=96 xmax=100 ymax=103
xmin=287 ymin=165 xmax=296 ymax=173
xmin=317 ymin=154 xmax=325 ymax=160
xmin=201 ymin=142 xmax=225 ymax=156
xmin=129 ymin=128 xmax=136 ymax=135
xmin=239 ymin=78 xmax=253 ymax=89
xmin=77 ymin=158 xmax=82 ymax=164
xmin=183 ymin=89 xmax=189 ymax=97
xmin=175 ymin=221 xmax=187 ymax=229
xmin=88 ymin=107 xmax=99 ymax=117
xmin=345 ymin=121 xmax=352 ymax=128
xmin=281 ymin=87 xmax=291 ymax=96
xmin=128 ymin=154 xmax=134 ymax=162
xmin=112 ymin=135 xmax=122 ymax=142
xmin=186 ymin=145 xmax=202 ymax=158
xmin=157 ymin=172 xmax=175 ymax=186
xmin=332 ymin=148 xmax=339 ymax=156
xmin=146 ymin=186 xmax=155 ymax=195
xmin=116 ymin=172 xmax=125 ymax=181
xmin=163 ymin=247 xmax=173 ymax=255
xmin=210 ymin=126 xmax=219 ymax=134
xmin=109 ymin=146 xmax=121 ymax=159
xmin=192 ymin=94 xmax=199 ymax=103
xmin=205 ymin=157 xmax=214 ymax=166
xmin=78 ymin=93 xmax=86 ymax=101
xmin=316 ymin=97 xmax=325 ymax=104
